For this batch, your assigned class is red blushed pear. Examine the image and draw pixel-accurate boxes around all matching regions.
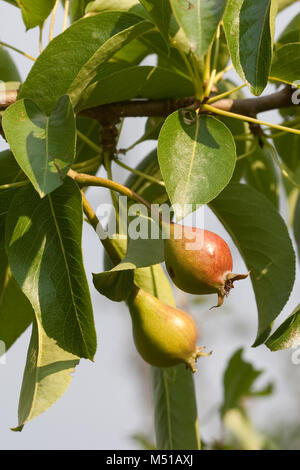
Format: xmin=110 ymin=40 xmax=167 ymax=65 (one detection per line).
xmin=163 ymin=223 xmax=249 ymax=307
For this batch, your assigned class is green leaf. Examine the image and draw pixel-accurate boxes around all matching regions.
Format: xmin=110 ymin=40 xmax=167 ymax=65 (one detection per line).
xmin=222 ymin=348 xmax=272 ymax=416
xmin=272 ymin=122 xmax=300 ymax=172
xmin=223 ymin=0 xmax=276 ymax=95
xmin=0 ymin=188 xmax=18 ymax=250
xmin=77 ymin=65 xmax=193 ymax=110
xmin=19 ymin=12 xmax=153 ymax=114
xmin=266 ymin=304 xmax=300 ymax=351
xmin=151 ymin=363 xmax=200 ymax=449
xmin=158 ymin=111 xmax=236 ymax=219
xmin=6 ymin=177 xmax=97 ymax=359
xmin=2 ymin=0 xmax=19 ymax=6
xmin=216 ymin=81 xmax=248 ymax=182
xmin=139 ymin=0 xmax=172 ymax=44
xmin=142 ymin=30 xmax=190 ymax=75
xmin=294 ymin=192 xmax=300 ymax=260
xmin=75 ymin=116 xmax=101 ymax=165
xmin=0 ymin=250 xmax=33 ymax=352
xmin=86 ymin=0 xmax=145 ymax=15
xmin=93 ymin=268 xmax=134 ymax=302
xmin=210 ymin=183 xmax=296 ymax=345
xmin=170 ymin=0 xmax=227 ymax=58
xmin=94 ymin=212 xmax=164 ymax=299
xmin=277 ymin=12 xmax=300 ymax=46
xmin=113 ymin=37 xmax=149 ymax=65
xmin=16 ymin=0 xmax=56 ymax=29
xmin=2 ymin=95 xmax=76 ymax=197
xmin=67 ymin=0 xmax=90 ymax=22
xmin=244 ymin=144 xmax=279 ymax=208
xmin=13 ymin=317 xmax=79 ymax=431
xmin=271 ymin=43 xmax=300 ymax=86
xmin=140 ymin=117 xmax=165 ymax=144
xmin=0 ymin=45 xmax=21 ymax=82
xmin=115 ymin=225 xmax=164 ymax=270
xmin=0 ymin=150 xmax=24 ymax=249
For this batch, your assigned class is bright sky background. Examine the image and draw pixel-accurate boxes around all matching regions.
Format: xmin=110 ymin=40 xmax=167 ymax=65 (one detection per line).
xmin=0 ymin=1 xmax=300 ymax=450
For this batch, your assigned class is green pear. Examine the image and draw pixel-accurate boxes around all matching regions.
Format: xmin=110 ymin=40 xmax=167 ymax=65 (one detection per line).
xmin=128 ymin=287 xmax=210 ymax=372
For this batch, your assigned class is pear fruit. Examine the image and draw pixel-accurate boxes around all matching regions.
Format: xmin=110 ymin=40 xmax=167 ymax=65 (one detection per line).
xmin=163 ymin=223 xmax=248 ymax=307
xmin=127 ymin=287 xmax=210 ymax=372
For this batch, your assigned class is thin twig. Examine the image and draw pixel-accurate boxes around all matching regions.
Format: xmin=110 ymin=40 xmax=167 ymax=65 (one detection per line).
xmin=69 ymin=169 xmax=153 ymax=214
xmin=49 ymin=0 xmax=60 ymax=42
xmin=63 ymin=0 xmax=70 ymax=32
xmin=113 ymin=157 xmax=165 ymax=187
xmin=0 ymin=41 xmax=36 ymax=61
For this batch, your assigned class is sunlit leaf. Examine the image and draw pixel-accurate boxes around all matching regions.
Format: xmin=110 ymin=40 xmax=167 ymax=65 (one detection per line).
xmin=224 ymin=0 xmax=276 ymax=95
xmin=210 ymin=183 xmax=295 ymax=345
xmin=2 ymin=96 xmax=76 ymax=197
xmin=6 ymin=177 xmax=97 ymax=359
xmin=158 ymin=111 xmax=236 ymax=219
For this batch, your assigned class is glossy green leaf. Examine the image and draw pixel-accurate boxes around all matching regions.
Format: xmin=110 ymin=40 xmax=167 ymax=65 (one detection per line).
xmin=212 ymin=25 xmax=230 ymax=73
xmin=266 ymin=304 xmax=300 ymax=350
xmin=13 ymin=317 xmax=79 ymax=431
xmin=271 ymin=43 xmax=300 ymax=86
xmin=6 ymin=177 xmax=97 ymax=359
xmin=86 ymin=0 xmax=145 ymax=15
xmin=142 ymin=30 xmax=190 ymax=76
xmin=74 ymin=118 xmax=102 ymax=173
xmin=67 ymin=0 xmax=90 ymax=22
xmin=2 ymin=96 xmax=76 ymax=197
xmin=222 ymin=348 xmax=272 ymax=416
xmin=78 ymin=65 xmax=193 ymax=110
xmin=75 ymin=117 xmax=101 ymax=165
xmin=0 ymin=188 xmax=21 ymax=252
xmin=272 ymin=122 xmax=300 ymax=172
xmin=114 ymin=37 xmax=149 ymax=65
xmin=158 ymin=111 xmax=236 ymax=219
xmin=244 ymin=145 xmax=279 ymax=208
xmin=151 ymin=362 xmax=200 ymax=450
xmin=0 ymin=150 xmax=24 ymax=250
xmin=223 ymin=0 xmax=276 ymax=95
xmin=170 ymin=0 xmax=226 ymax=58
xmin=19 ymin=12 xmax=153 ymax=114
xmin=93 ymin=268 xmax=134 ymax=302
xmin=2 ymin=1 xmax=18 ymax=6
xmin=16 ymin=0 xmax=56 ymax=29
xmin=0 ymin=250 xmax=33 ymax=352
xmin=0 ymin=149 xmax=22 ymax=185
xmin=210 ymin=183 xmax=296 ymax=346
xmin=139 ymin=0 xmax=171 ymax=44
xmin=0 ymin=45 xmax=21 ymax=82
xmin=277 ymin=13 xmax=300 ymax=46
xmin=216 ymin=81 xmax=247 ymax=182
xmin=141 ymin=117 xmax=165 ymax=143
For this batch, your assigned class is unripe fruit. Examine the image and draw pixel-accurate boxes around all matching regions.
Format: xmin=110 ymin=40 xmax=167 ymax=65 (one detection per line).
xmin=164 ymin=223 xmax=248 ymax=307
xmin=128 ymin=287 xmax=210 ymax=372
